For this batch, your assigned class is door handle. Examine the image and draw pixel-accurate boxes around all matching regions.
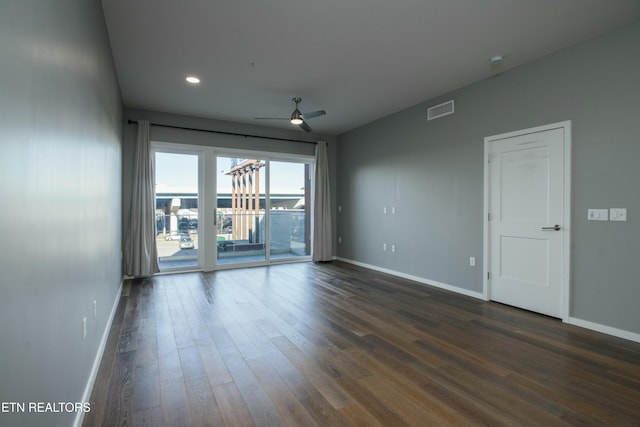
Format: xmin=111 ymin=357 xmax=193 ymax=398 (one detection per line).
xmin=541 ymin=225 xmax=561 ymax=231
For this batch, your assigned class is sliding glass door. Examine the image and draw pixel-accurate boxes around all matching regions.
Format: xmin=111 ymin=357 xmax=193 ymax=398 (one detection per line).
xmin=154 ymin=151 xmax=200 ymax=270
xmin=269 ymin=161 xmax=311 ymax=260
xmin=152 ymin=142 xmax=313 ymax=272
xmin=216 ymin=156 xmax=267 ymax=265
xmin=215 ymin=155 xmax=312 ymax=267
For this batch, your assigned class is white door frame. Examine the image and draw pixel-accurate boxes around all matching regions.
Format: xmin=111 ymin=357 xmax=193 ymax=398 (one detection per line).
xmin=483 ymin=121 xmax=572 ymax=322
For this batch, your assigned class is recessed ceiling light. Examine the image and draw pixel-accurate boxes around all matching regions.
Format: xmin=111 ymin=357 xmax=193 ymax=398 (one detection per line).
xmin=185 ymin=76 xmax=200 ymax=84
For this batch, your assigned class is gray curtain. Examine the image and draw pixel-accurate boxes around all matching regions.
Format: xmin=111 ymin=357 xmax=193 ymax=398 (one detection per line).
xmin=124 ymin=120 xmax=160 ymax=277
xmin=312 ymin=141 xmax=333 ymax=261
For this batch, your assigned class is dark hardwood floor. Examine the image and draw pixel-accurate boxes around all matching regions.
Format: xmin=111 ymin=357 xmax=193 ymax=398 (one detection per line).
xmin=84 ymin=261 xmax=640 ymax=426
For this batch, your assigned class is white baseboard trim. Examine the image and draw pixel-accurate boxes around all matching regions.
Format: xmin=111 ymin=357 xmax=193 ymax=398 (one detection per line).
xmin=335 ymin=257 xmax=486 ymax=300
xmin=567 ymin=317 xmax=640 ymax=344
xmin=74 ymin=278 xmax=124 ymax=427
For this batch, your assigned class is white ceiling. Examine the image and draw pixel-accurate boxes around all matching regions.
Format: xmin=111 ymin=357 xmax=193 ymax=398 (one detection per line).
xmin=102 ymin=0 xmax=640 ymax=136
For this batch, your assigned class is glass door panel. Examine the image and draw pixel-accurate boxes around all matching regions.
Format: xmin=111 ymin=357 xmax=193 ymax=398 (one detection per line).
xmin=216 ymin=156 xmax=266 ymax=265
xmin=155 ymin=152 xmax=199 ymax=270
xmin=269 ymin=161 xmax=311 ymax=260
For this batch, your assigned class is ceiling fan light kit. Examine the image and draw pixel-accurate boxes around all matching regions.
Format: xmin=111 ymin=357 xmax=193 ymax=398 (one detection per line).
xmin=490 ymin=55 xmax=504 ymax=67
xmin=290 ymin=99 xmax=304 ymax=124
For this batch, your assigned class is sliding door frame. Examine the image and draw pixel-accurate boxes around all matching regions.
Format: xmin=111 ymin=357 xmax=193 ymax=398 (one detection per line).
xmin=151 ymin=143 xmax=205 ymax=272
xmin=213 ymin=148 xmax=315 ymax=270
xmin=151 ymin=141 xmax=315 ymax=272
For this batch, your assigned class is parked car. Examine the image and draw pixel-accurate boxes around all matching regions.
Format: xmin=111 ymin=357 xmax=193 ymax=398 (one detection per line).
xmin=165 ymin=232 xmax=185 ymax=241
xmin=179 ymin=236 xmax=194 ymax=249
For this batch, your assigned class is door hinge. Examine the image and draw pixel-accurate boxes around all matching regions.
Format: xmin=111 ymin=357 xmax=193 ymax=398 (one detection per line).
xmin=487 ymin=272 xmax=491 ymax=280
xmin=488 ymin=213 xmax=491 ymax=221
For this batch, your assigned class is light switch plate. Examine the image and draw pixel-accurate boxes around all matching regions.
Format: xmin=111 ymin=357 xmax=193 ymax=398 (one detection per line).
xmin=610 ymin=208 xmax=627 ymax=221
xmin=588 ymin=209 xmax=609 ymax=221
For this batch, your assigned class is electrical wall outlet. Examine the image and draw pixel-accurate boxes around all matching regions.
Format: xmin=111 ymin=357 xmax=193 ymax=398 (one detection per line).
xmin=469 ymin=257 xmax=476 ymax=267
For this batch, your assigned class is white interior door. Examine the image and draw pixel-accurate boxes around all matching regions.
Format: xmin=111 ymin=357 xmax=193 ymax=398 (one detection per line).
xmin=485 ymin=123 xmax=570 ymax=318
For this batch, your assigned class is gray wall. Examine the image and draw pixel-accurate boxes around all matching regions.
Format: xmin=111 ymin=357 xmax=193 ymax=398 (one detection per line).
xmin=337 ymin=21 xmax=640 ymax=335
xmin=121 ymin=108 xmax=338 ymax=258
xmin=0 ymin=1 xmax=123 ymax=426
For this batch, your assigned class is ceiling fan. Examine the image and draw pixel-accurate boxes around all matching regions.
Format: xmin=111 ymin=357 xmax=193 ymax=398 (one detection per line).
xmin=255 ymin=97 xmax=326 ymax=132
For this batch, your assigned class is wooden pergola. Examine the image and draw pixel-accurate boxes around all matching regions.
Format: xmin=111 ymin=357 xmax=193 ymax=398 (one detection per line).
xmin=226 ymin=159 xmax=264 ymax=241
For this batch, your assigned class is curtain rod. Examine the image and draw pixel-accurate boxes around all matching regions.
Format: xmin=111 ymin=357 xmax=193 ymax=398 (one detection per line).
xmin=127 ymin=119 xmax=317 ymax=145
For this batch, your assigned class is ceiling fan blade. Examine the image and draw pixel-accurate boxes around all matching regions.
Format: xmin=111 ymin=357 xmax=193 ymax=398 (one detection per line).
xmin=254 ymin=117 xmax=289 ymax=120
xmin=299 ymin=121 xmax=312 ymax=132
xmin=302 ymin=110 xmax=326 ymax=120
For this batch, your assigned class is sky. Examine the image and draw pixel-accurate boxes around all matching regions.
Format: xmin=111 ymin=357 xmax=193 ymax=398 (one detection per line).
xmin=155 ymin=153 xmax=306 ymax=195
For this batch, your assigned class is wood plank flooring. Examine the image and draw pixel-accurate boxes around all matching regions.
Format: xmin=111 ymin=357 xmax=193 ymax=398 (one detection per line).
xmin=84 ymin=261 xmax=640 ymax=426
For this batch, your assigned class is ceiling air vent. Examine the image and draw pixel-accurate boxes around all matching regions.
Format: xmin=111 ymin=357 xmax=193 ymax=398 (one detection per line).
xmin=427 ymin=100 xmax=455 ymax=121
